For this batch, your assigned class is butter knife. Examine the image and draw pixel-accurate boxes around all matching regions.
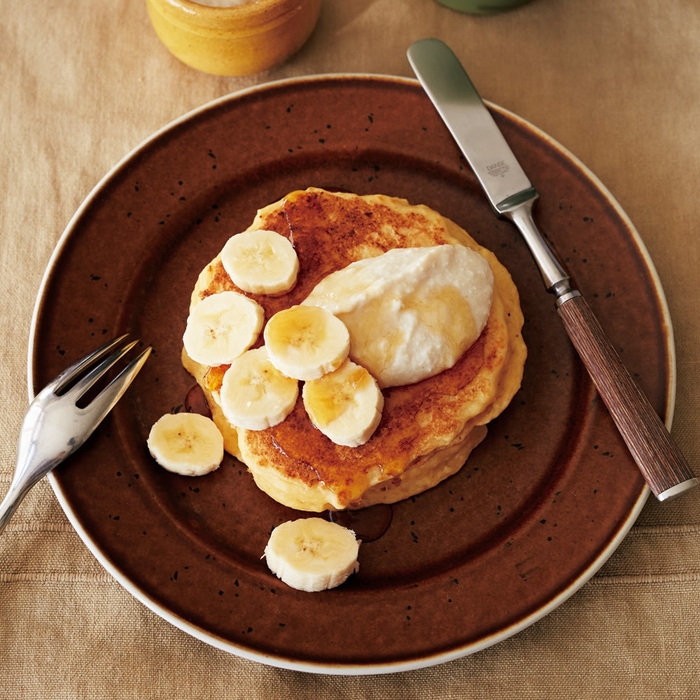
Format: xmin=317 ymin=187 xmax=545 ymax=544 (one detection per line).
xmin=408 ymin=37 xmax=697 ymax=501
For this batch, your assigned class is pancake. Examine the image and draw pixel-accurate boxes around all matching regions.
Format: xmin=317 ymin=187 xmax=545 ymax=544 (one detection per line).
xmin=182 ymin=188 xmax=527 ymax=511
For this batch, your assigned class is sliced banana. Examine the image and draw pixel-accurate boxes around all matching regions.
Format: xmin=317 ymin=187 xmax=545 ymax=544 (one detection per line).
xmin=264 ymin=305 xmax=350 ymax=381
xmin=221 ymin=229 xmax=299 ymax=296
xmin=263 ymin=517 xmax=360 ymax=592
xmin=219 ymin=346 xmax=299 ymax=431
xmin=183 ymin=290 xmax=264 ymax=367
xmin=302 ymin=359 xmax=384 ymax=447
xmin=147 ymin=412 xmax=224 ymax=476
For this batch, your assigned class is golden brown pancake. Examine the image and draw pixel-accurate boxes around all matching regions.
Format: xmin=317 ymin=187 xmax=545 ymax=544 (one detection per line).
xmin=182 ymin=188 xmax=526 ymax=511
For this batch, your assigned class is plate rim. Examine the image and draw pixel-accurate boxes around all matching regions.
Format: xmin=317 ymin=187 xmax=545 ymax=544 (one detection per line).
xmin=29 ymin=73 xmax=672 ymax=675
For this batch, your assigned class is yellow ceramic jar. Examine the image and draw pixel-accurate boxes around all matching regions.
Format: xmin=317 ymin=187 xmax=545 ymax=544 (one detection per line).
xmin=146 ymin=0 xmax=323 ymax=76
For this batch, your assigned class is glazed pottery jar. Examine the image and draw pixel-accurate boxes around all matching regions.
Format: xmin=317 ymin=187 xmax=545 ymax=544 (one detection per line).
xmin=146 ymin=0 xmax=322 ymax=76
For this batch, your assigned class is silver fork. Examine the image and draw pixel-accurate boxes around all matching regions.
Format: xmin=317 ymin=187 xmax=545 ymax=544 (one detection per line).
xmin=0 ymin=335 xmax=151 ymax=533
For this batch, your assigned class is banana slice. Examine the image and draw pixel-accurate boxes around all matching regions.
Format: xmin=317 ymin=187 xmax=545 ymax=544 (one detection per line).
xmin=147 ymin=412 xmax=224 ymax=476
xmin=221 ymin=229 xmax=299 ymax=295
xmin=264 ymin=305 xmax=350 ymax=381
xmin=263 ymin=517 xmax=360 ymax=592
xmin=219 ymin=346 xmax=299 ymax=431
xmin=183 ymin=290 xmax=264 ymax=366
xmin=302 ymin=359 xmax=384 ymax=447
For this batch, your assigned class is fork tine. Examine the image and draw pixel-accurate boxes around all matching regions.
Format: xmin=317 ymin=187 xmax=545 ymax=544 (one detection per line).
xmin=49 ymin=334 xmax=130 ymax=396
xmin=61 ymin=338 xmax=140 ymax=403
xmin=81 ymin=345 xmax=152 ymax=427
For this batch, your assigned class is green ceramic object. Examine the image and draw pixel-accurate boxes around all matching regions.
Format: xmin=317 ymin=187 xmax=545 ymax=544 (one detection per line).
xmin=435 ymin=0 xmax=533 ymax=15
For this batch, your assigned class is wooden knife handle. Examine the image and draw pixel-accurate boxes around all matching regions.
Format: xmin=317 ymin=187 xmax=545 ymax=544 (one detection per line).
xmin=557 ymin=293 xmax=697 ymax=500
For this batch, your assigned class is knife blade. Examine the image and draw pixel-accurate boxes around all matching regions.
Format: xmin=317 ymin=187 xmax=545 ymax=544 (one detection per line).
xmin=408 ymin=37 xmax=697 ymax=501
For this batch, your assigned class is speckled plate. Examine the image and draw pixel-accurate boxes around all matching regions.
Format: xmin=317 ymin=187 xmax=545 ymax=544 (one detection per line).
xmin=30 ymin=75 xmax=671 ymax=674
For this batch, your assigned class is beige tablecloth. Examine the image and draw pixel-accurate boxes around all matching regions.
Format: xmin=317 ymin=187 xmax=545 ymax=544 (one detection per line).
xmin=2 ymin=0 xmax=699 ymax=697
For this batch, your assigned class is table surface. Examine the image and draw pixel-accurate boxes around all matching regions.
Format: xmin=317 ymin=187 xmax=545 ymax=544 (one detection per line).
xmin=2 ymin=1 xmax=699 ymax=697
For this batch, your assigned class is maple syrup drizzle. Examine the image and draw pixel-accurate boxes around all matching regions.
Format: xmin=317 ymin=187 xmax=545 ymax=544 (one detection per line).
xmin=184 ymin=384 xmax=211 ymax=418
xmin=183 ymin=384 xmax=392 ymax=541
xmin=326 ymin=504 xmax=393 ymax=542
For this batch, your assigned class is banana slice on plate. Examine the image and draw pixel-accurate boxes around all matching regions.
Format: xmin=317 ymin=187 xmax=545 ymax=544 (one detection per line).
xmin=264 ymin=517 xmax=360 ymax=592
xmin=183 ymin=290 xmax=264 ymax=366
xmin=147 ymin=412 xmax=224 ymax=476
xmin=302 ymin=359 xmax=384 ymax=447
xmin=264 ymin=305 xmax=350 ymax=381
xmin=219 ymin=346 xmax=299 ymax=431
xmin=221 ymin=229 xmax=299 ymax=295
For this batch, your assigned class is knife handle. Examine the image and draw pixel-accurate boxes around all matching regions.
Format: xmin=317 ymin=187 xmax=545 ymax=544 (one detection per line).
xmin=556 ymin=292 xmax=697 ymax=500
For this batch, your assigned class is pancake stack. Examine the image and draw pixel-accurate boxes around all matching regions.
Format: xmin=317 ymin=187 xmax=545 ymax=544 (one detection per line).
xmin=182 ymin=188 xmax=527 ymax=511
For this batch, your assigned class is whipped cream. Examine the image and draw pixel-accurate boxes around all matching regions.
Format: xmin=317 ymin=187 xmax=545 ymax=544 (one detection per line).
xmin=302 ymin=245 xmax=494 ymax=388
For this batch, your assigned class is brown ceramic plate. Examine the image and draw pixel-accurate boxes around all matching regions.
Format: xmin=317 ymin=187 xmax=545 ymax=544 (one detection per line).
xmin=31 ymin=76 xmax=671 ymax=674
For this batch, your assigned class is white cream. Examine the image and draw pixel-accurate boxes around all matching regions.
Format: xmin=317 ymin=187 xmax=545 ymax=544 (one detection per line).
xmin=302 ymin=245 xmax=494 ymax=388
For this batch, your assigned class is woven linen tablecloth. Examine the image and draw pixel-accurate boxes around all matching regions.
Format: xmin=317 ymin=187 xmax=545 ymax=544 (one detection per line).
xmin=1 ymin=0 xmax=699 ymax=697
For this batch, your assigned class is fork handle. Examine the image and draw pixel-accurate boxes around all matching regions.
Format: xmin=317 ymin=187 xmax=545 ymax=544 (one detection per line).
xmin=556 ymin=292 xmax=698 ymax=500
xmin=0 ymin=482 xmax=34 ymax=534
xmin=0 ymin=450 xmax=60 ymax=534
xmin=1 ymin=403 xmax=64 ymax=534
xmin=0 ymin=451 xmax=55 ymax=532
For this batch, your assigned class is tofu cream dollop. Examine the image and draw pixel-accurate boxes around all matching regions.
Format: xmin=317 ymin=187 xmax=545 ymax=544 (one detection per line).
xmin=302 ymin=245 xmax=494 ymax=388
